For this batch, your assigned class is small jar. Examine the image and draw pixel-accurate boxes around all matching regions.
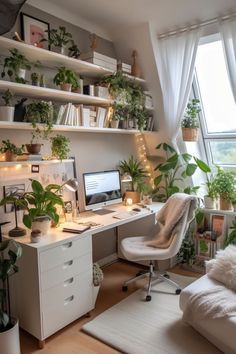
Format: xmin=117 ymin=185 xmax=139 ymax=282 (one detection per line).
xmin=30 ymin=229 xmax=42 ymax=243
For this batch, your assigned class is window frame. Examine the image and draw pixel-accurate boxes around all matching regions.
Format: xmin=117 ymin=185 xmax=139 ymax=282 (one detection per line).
xmin=192 ymin=33 xmax=236 ymax=169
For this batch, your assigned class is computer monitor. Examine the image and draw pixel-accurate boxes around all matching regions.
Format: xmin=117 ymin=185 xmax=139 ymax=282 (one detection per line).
xmin=83 ymin=170 xmax=122 ymax=212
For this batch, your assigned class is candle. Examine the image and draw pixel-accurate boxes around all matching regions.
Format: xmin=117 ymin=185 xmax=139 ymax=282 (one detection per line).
xmin=126 ymin=198 xmax=133 ymax=206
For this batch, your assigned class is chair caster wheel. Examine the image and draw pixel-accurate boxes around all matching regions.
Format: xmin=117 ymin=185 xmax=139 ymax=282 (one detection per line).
xmin=175 ymin=288 xmax=181 ymax=295
xmin=122 ymin=285 xmax=128 ymax=292
xmin=163 ymin=273 xmax=170 ymax=279
xmin=146 ymin=295 xmax=152 ymax=302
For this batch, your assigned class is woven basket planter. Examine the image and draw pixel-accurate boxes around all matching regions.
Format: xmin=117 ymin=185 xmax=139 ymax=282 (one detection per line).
xmin=182 ymin=127 xmax=199 ymax=142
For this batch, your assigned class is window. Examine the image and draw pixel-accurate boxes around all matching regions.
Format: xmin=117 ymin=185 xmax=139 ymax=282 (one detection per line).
xmin=194 ymin=34 xmax=236 ymax=167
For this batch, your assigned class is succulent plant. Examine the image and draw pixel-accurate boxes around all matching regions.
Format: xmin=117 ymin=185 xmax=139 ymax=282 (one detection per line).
xmin=93 ymin=263 xmax=104 ymax=286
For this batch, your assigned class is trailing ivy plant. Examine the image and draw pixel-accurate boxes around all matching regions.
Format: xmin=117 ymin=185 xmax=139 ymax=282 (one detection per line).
xmin=50 ymin=134 xmax=70 ymax=160
xmin=153 ymin=143 xmax=211 ymax=202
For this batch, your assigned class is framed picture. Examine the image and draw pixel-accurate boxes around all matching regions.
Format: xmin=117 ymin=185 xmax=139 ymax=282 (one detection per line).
xmin=20 ymin=13 xmax=50 ymax=49
xmin=3 ymin=184 xmax=25 ymax=213
xmin=211 ymin=214 xmax=226 ymax=238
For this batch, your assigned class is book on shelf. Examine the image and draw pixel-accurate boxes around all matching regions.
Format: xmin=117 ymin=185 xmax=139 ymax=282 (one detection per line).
xmin=94 ymin=85 xmax=109 ymax=99
xmin=83 ymin=85 xmax=95 ymax=96
xmin=117 ymin=61 xmax=131 ymax=74
xmin=82 ymin=57 xmax=117 ymax=71
xmin=145 ymin=116 xmax=154 ymax=131
xmin=81 ymin=107 xmax=90 ymax=127
xmin=96 ymin=107 xmax=108 ymax=128
xmin=80 ymin=51 xmax=117 ymax=66
xmin=27 ymin=154 xmax=42 ymax=161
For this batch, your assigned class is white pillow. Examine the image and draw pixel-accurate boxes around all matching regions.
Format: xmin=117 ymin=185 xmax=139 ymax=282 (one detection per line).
xmin=205 ymin=245 xmax=236 ymax=291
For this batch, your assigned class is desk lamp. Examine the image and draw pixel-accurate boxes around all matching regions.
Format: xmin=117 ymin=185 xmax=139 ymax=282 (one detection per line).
xmin=9 ymin=202 xmax=26 ymax=237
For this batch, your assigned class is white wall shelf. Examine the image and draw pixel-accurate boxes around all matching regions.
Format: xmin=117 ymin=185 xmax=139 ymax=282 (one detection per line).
xmin=0 ymin=37 xmax=146 ymax=84
xmin=0 ymin=80 xmax=111 ymax=105
xmin=0 ymin=121 xmax=139 ymax=134
xmin=0 ymin=158 xmax=74 ymax=167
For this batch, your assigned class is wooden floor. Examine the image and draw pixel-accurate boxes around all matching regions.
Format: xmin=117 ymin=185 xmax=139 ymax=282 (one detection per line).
xmin=20 ymin=261 xmax=199 ymax=354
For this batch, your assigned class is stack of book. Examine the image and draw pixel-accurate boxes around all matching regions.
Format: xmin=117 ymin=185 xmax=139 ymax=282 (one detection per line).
xmin=56 ymin=103 xmax=109 ymax=128
xmin=117 ymin=61 xmax=131 ymax=74
xmin=144 ymin=91 xmax=153 ymax=109
xmin=94 ymin=85 xmax=109 ymax=99
xmin=80 ymin=51 xmax=117 ymax=71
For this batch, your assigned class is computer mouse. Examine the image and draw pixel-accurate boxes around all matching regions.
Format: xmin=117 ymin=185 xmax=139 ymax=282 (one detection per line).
xmin=132 ymin=208 xmax=141 ymax=212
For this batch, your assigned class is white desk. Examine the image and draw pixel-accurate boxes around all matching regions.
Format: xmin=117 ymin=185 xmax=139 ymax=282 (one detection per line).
xmin=5 ymin=202 xmax=164 ymax=347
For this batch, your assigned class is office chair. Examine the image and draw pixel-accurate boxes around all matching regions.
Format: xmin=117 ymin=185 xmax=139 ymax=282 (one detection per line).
xmin=121 ymin=193 xmax=197 ymax=301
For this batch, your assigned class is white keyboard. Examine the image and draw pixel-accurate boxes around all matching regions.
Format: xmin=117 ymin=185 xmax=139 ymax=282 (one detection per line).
xmin=112 ymin=211 xmax=139 ymax=219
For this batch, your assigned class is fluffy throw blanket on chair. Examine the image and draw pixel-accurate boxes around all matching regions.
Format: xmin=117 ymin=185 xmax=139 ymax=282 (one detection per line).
xmin=146 ymin=193 xmax=197 ymax=248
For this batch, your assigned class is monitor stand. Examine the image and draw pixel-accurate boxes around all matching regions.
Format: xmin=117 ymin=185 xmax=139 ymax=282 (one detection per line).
xmin=92 ymin=208 xmax=115 ymax=215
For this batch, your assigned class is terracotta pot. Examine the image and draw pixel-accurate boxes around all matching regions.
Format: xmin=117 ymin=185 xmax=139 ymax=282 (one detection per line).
xmin=25 ymin=144 xmax=42 ymax=154
xmin=60 ymin=83 xmax=72 ymax=92
xmin=219 ymin=197 xmax=232 ymax=210
xmin=5 ymin=150 xmax=16 ymax=161
xmin=182 ymin=127 xmax=199 ymax=142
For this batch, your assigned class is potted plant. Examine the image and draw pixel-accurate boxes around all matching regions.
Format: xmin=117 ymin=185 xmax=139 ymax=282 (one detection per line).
xmin=0 ymin=238 xmax=22 ymax=354
xmin=231 ymin=193 xmax=236 ymax=212
xmin=41 ymin=26 xmax=73 ymax=54
xmin=110 ymin=103 xmax=128 ymax=128
xmin=181 ymin=98 xmax=201 ymax=141
xmin=93 ymin=263 xmax=104 ymax=305
xmin=53 ymin=66 xmax=80 ymax=92
xmin=213 ymin=167 xmax=236 ymax=210
xmin=0 ymin=139 xmax=25 ymax=161
xmin=0 ymin=179 xmax=64 ymax=235
xmin=31 ymin=72 xmax=40 ymax=86
xmin=24 ymin=101 xmax=54 ymax=154
xmin=68 ymin=41 xmax=81 ymax=59
xmin=224 ymin=219 xmax=236 ymax=248
xmin=119 ymin=156 xmax=149 ymax=203
xmin=153 ymin=143 xmax=211 ymax=202
xmin=204 ymin=175 xmax=218 ymax=209
xmin=1 ymin=48 xmax=31 ymax=84
xmin=0 ymin=90 xmax=15 ymax=122
xmin=50 ymin=134 xmax=70 ymax=160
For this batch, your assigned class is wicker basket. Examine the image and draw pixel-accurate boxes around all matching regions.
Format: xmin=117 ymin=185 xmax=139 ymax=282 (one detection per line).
xmin=182 ymin=127 xmax=199 ymax=142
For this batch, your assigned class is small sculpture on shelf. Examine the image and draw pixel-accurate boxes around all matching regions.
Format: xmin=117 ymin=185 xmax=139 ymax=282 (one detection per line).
xmin=89 ymin=33 xmax=98 ymax=50
xmin=131 ymin=50 xmax=141 ymax=78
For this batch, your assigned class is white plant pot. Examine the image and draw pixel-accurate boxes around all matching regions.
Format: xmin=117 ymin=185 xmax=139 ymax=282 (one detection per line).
xmin=110 ymin=120 xmax=119 ymax=129
xmin=0 ymin=318 xmax=21 ymax=354
xmin=17 ymin=68 xmax=26 ymax=80
xmin=0 ymin=106 xmax=15 ymax=121
xmin=32 ymin=217 xmax=51 ymax=236
xmin=204 ymin=196 xmax=216 ymax=209
xmin=93 ymin=285 xmax=100 ymax=305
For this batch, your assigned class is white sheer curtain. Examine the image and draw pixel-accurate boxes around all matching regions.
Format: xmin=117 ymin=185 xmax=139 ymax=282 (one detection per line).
xmin=219 ymin=18 xmax=236 ymax=102
xmin=156 ymin=28 xmax=202 ymax=147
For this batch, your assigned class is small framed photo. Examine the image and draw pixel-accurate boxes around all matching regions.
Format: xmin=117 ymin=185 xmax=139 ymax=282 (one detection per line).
xmin=20 ymin=13 xmax=50 ymax=49
xmin=211 ymin=214 xmax=226 ymax=239
xmin=3 ymin=184 xmax=25 ymax=213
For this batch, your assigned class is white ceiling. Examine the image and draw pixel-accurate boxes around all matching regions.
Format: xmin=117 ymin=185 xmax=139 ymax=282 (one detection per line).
xmin=28 ymin=0 xmax=236 ymax=40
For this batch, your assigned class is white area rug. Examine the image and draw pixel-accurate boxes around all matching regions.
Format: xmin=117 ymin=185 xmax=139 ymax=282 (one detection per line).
xmin=82 ymin=273 xmax=221 ymax=354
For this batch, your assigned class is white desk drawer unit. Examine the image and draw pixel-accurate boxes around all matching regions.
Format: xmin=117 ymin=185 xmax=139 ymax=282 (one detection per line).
xmin=11 ymin=233 xmax=94 ymax=346
xmin=42 ymin=271 xmax=93 ymax=337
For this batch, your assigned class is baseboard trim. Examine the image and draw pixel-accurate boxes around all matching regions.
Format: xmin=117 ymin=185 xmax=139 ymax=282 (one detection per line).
xmin=97 ymin=253 xmax=118 ymax=267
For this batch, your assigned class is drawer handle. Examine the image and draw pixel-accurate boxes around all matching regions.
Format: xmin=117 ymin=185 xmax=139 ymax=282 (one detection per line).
xmin=64 ymin=277 xmax=74 ymax=287
xmin=63 ymin=260 xmax=73 ymax=269
xmin=64 ymin=295 xmax=74 ymax=305
xmin=62 ymin=241 xmax=72 ymax=250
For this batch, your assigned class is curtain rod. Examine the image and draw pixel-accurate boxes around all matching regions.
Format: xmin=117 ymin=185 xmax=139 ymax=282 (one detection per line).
xmin=158 ymin=11 xmax=236 ymax=39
